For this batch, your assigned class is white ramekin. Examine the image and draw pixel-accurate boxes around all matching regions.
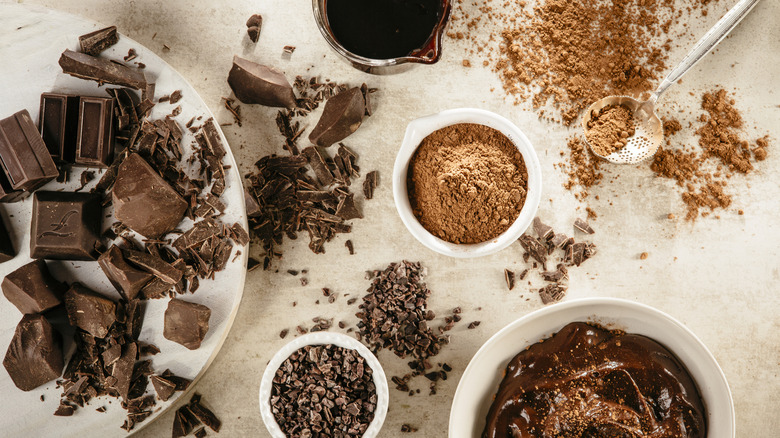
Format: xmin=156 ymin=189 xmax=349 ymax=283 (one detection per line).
xmin=258 ymin=332 xmax=389 ymax=438
xmin=392 ymin=108 xmax=542 ymax=258
xmin=449 ymin=298 xmax=734 ymax=438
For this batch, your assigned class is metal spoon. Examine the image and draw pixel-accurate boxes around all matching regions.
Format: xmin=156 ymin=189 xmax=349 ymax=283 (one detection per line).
xmin=581 ymin=0 xmax=762 ymax=164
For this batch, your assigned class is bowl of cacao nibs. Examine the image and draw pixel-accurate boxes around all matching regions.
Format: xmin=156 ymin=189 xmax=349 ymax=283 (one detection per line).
xmin=393 ymin=108 xmax=542 ymax=258
xmin=259 ymin=332 xmax=389 ymax=438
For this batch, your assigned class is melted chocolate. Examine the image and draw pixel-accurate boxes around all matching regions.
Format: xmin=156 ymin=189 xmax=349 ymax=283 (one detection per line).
xmin=483 ymin=322 xmax=706 ymax=438
xmin=325 ymin=0 xmax=442 ymax=59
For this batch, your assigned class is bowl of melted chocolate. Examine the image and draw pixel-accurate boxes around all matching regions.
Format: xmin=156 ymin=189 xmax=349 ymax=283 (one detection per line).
xmin=449 ymin=298 xmax=735 ymax=438
xmin=312 ymin=0 xmax=451 ymax=74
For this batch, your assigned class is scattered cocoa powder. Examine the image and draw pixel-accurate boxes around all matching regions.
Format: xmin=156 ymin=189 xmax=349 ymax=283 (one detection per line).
xmin=560 ymin=136 xmax=603 ymax=200
xmin=585 ymin=104 xmax=636 ymax=156
xmin=407 ymin=123 xmax=528 ymax=244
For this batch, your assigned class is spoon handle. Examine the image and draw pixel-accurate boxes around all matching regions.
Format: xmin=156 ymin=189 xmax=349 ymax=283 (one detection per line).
xmin=655 ymin=0 xmax=762 ymax=97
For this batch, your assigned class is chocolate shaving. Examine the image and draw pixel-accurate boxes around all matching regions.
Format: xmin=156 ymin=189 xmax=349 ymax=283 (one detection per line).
xmin=573 ymin=218 xmax=595 ymax=234
xmin=504 ymin=269 xmax=515 ymax=290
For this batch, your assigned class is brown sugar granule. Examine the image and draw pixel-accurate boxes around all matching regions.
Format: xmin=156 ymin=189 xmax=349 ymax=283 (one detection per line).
xmin=407 ymin=123 xmax=528 ymax=244
xmin=585 ymin=104 xmax=636 ymax=156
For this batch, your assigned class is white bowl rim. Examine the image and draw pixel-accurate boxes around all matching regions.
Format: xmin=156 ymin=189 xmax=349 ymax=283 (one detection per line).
xmin=392 ymin=108 xmax=542 ymax=259
xmin=448 ymin=297 xmax=735 ymax=437
xmin=258 ymin=332 xmax=390 ymax=438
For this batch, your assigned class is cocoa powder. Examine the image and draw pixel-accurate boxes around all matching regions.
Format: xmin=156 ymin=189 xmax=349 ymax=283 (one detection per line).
xmin=585 ymin=104 xmax=636 ymax=156
xmin=407 ymin=123 xmax=528 ymax=244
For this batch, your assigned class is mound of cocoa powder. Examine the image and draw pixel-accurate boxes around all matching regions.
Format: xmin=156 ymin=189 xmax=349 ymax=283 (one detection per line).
xmin=407 ymin=123 xmax=528 ymax=244
xmin=585 ymin=104 xmax=636 ymax=156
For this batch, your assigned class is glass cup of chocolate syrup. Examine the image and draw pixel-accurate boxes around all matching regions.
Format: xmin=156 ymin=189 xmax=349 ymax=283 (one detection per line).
xmin=313 ymin=0 xmax=451 ymax=74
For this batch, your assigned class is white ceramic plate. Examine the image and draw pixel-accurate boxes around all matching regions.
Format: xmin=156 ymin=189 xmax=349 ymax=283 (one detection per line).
xmin=449 ymin=297 xmax=734 ymax=438
xmin=0 ymin=4 xmax=248 ymax=437
xmin=258 ymin=332 xmax=390 ymax=438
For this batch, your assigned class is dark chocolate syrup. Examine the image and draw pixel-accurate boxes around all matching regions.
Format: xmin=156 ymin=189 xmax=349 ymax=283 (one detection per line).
xmin=325 ymin=0 xmax=442 ymax=60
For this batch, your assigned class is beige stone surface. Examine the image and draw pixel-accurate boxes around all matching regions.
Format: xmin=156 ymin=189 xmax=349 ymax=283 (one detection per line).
xmin=14 ymin=0 xmax=780 ymax=436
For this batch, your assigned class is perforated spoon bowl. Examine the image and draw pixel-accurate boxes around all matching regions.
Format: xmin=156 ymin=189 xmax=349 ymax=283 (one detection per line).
xmin=582 ymin=0 xmax=762 ymax=164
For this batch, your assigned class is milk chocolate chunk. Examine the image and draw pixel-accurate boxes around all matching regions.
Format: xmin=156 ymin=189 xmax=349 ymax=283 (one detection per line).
xmin=0 ymin=170 xmax=25 ymax=203
xmin=64 ymin=284 xmax=117 ymax=338
xmin=2 ymin=260 xmax=65 ymax=314
xmin=110 ymin=342 xmax=137 ymax=401
xmin=39 ymin=93 xmax=80 ymax=161
xmin=3 ymin=314 xmax=63 ymax=391
xmin=112 ymin=153 xmax=187 ymax=238
xmin=150 ymin=374 xmax=177 ymax=401
xmin=246 ymin=14 xmax=263 ymax=43
xmin=75 ymin=96 xmax=114 ymax=167
xmin=227 ymin=56 xmax=296 ymax=108
xmin=30 ymin=191 xmax=101 ymax=260
xmin=59 ymin=49 xmax=147 ymax=90
xmin=98 ymin=245 xmax=153 ymax=300
xmin=163 ymin=298 xmax=211 ymax=350
xmin=122 ymin=248 xmax=183 ymax=284
xmin=0 ymin=210 xmax=14 ymax=263
xmin=79 ymin=25 xmax=119 ymax=56
xmin=0 ymin=110 xmax=59 ymax=191
xmin=308 ymin=87 xmax=366 ymax=147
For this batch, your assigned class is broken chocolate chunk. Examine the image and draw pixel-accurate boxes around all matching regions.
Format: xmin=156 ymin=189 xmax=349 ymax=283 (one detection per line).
xmin=98 ymin=245 xmax=154 ymax=300
xmin=539 ymin=283 xmax=566 ymax=304
xmin=64 ymin=284 xmax=117 ymax=338
xmin=164 ymin=298 xmax=211 ymax=350
xmin=187 ymin=396 xmax=221 ymax=432
xmin=2 ymin=259 xmax=65 ymax=315
xmin=308 ymin=87 xmax=365 ymax=147
xmin=335 ymin=193 xmax=362 ymax=220
xmin=59 ymin=49 xmax=147 ymax=90
xmin=30 ymin=191 xmax=102 ymax=260
xmin=504 ymin=268 xmax=515 ymax=290
xmin=112 ymin=153 xmax=187 ymax=238
xmin=363 ymin=170 xmax=378 ymax=200
xmin=0 ymin=110 xmax=59 ymax=191
xmin=227 ymin=56 xmax=296 ymax=108
xmin=122 ymin=248 xmax=183 ymax=284
xmin=246 ymin=14 xmax=263 ymax=43
xmin=301 ymin=146 xmax=334 ymax=186
xmin=110 ymin=342 xmax=138 ymax=401
xmin=573 ymin=218 xmax=595 ymax=234
xmin=79 ymin=25 xmax=119 ymax=56
xmin=3 ymin=314 xmax=63 ymax=391
xmin=150 ymin=374 xmax=177 ymax=402
xmin=533 ymin=217 xmax=553 ymax=240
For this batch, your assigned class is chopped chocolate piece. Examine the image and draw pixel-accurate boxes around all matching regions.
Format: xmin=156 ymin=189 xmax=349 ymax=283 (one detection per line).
xmin=161 ymin=369 xmax=192 ymax=390
xmin=246 ymin=14 xmax=263 ymax=42
xmin=301 ymin=146 xmax=335 ymax=186
xmin=125 ymin=299 xmax=144 ymax=340
xmin=363 ymin=170 xmax=378 ymax=199
xmin=39 ymin=93 xmax=80 ymax=161
xmin=187 ymin=396 xmax=221 ymax=432
xmin=0 ymin=170 xmax=25 ymax=202
xmin=570 ymin=242 xmax=587 ymax=266
xmin=345 ymin=239 xmax=354 ymax=255
xmin=227 ymin=56 xmax=296 ymax=108
xmin=164 ymin=298 xmax=211 ymax=350
xmin=573 ymin=218 xmax=595 ymax=234
xmin=230 ymin=223 xmax=249 ymax=246
xmin=401 ymin=424 xmax=418 ymax=433
xmin=113 ymin=153 xmax=188 ymax=238
xmin=2 ymin=259 xmax=65 ymax=314
xmin=193 ymin=427 xmax=207 ymax=438
xmin=110 ymin=342 xmax=137 ymax=401
xmin=54 ymin=403 xmax=75 ymax=416
xmin=539 ymin=283 xmax=566 ymax=304
xmin=64 ymin=284 xmax=116 ymax=338
xmin=197 ymin=118 xmax=226 ymax=159
xmin=532 ymin=217 xmax=553 ymax=240
xmin=102 ymin=343 xmax=122 ymax=367
xmin=0 ymin=110 xmax=59 ymax=191
xmin=335 ymin=193 xmax=362 ymax=220
xmin=280 ymin=328 xmax=289 ymax=338
xmin=75 ymin=96 xmax=114 ymax=167
xmin=30 ymin=191 xmax=101 ymax=260
xmin=468 ymin=321 xmax=481 ymax=329
xmin=550 ymin=233 xmax=568 ymax=249
xmin=123 ymin=249 xmax=183 ymax=284
xmin=247 ymin=26 xmax=261 ymax=43
xmin=308 ymin=87 xmax=365 ymax=147
xmin=150 ymin=374 xmax=176 ymax=402
xmin=98 ymin=245 xmax=154 ymax=300
xmin=504 ymin=268 xmax=515 ymax=290
xmin=542 ymin=266 xmax=568 ymax=282
xmin=173 ymin=405 xmax=199 ymax=438
xmin=78 ymin=25 xmax=119 ymax=56
xmin=3 ymin=314 xmax=63 ymax=391
xmin=169 ymin=90 xmax=182 ymax=105
xmin=360 ymin=83 xmax=372 ymax=116
xmin=59 ymin=49 xmax=147 ymax=90
xmin=518 ymin=234 xmax=547 ymax=268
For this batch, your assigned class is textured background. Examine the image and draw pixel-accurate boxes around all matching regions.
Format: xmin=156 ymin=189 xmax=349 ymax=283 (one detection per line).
xmin=8 ymin=0 xmax=780 ymax=436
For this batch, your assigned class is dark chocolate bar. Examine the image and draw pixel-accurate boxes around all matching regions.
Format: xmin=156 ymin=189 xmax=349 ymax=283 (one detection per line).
xmin=30 ymin=191 xmax=102 ymax=260
xmin=1 ymin=259 xmax=65 ymax=314
xmin=0 ymin=110 xmax=59 ymax=191
xmin=39 ymin=93 xmax=80 ymax=162
xmin=3 ymin=314 xmax=64 ymax=391
xmin=75 ymin=96 xmax=114 ymax=166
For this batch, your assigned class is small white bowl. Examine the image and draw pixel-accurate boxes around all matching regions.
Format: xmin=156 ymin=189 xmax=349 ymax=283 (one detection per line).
xmin=392 ymin=108 xmax=542 ymax=258
xmin=449 ymin=298 xmax=734 ymax=438
xmin=259 ymin=332 xmax=390 ymax=438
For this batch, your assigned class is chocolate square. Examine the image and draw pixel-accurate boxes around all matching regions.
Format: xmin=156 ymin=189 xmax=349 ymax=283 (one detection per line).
xmin=64 ymin=283 xmax=117 ymax=338
xmin=2 ymin=259 xmax=65 ymax=314
xmin=0 ymin=110 xmax=59 ymax=191
xmin=75 ymin=96 xmax=114 ymax=167
xmin=30 ymin=191 xmax=101 ymax=260
xmin=163 ymin=298 xmax=210 ymax=350
xmin=39 ymin=93 xmax=80 ymax=162
xmin=3 ymin=314 xmax=64 ymax=391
